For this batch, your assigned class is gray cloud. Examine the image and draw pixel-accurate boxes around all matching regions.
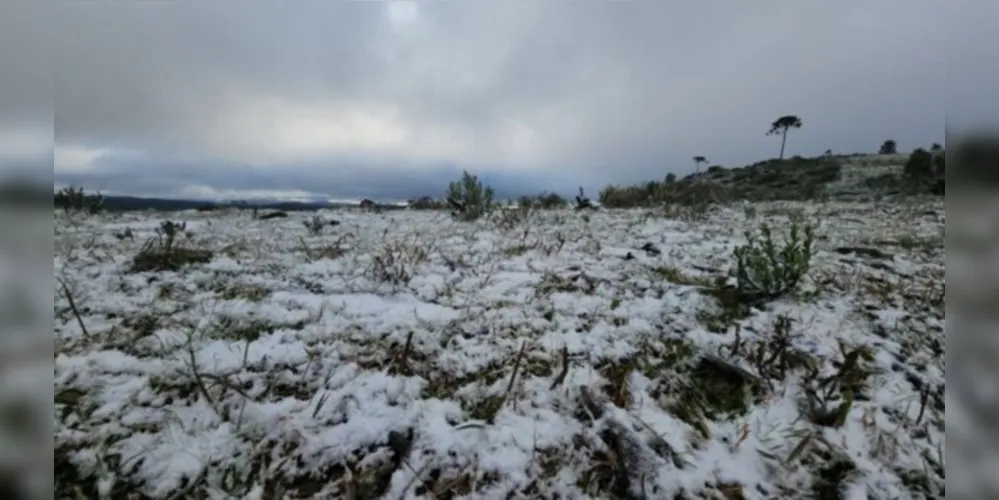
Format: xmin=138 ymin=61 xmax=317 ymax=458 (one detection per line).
xmin=53 ymin=149 xmax=578 ymax=202
xmin=0 ymin=2 xmax=52 ymax=179
xmin=38 ymin=1 xmax=997 ymax=199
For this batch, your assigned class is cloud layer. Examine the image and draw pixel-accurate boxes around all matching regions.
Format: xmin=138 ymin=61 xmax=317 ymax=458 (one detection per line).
xmin=26 ymin=1 xmax=995 ymax=199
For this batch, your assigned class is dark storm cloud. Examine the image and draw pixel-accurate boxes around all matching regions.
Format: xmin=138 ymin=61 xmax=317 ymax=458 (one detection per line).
xmin=35 ymin=0 xmax=996 ymax=199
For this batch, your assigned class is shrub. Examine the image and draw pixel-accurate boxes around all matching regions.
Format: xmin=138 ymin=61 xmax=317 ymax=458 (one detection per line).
xmin=879 ymin=140 xmax=898 ymax=155
xmin=303 ymin=215 xmax=325 ymax=236
xmin=733 ymin=219 xmax=815 ymax=299
xmin=493 ymin=204 xmax=532 ymax=230
xmin=932 ymin=151 xmax=945 ymax=177
xmin=131 ymin=220 xmax=213 ymax=272
xmin=664 ymin=179 xmax=730 ymax=206
xmin=520 ymin=192 xmax=567 ymax=209
xmin=447 ymin=170 xmax=494 ymax=221
xmin=599 ymin=184 xmax=657 ymax=208
xmin=904 ymin=149 xmax=933 ymax=179
xmin=902 ymin=148 xmax=944 ymax=194
xmin=54 ymin=186 xmax=104 ymax=214
xmin=408 ymin=196 xmax=445 ymax=210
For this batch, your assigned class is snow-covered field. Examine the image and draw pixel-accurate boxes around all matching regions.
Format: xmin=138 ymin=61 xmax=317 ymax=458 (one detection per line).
xmin=53 ymin=201 xmax=945 ymax=499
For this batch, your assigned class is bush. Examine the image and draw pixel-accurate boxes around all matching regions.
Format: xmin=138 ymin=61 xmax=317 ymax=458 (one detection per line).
xmin=902 ymin=148 xmax=944 ymax=194
xmin=303 ymin=215 xmax=325 ymax=236
xmin=599 ymin=184 xmax=659 ymax=208
xmin=879 ymin=140 xmax=897 ymax=155
xmin=131 ymin=220 xmax=213 ymax=272
xmin=933 ymin=151 xmax=945 ymax=177
xmin=733 ymin=219 xmax=815 ymax=299
xmin=408 ymin=196 xmax=445 ymax=210
xmin=903 ymin=149 xmax=933 ymax=179
xmin=54 ymin=186 xmax=104 ymax=214
xmin=519 ymin=192 xmax=567 ymax=209
xmin=664 ymin=179 xmax=730 ymax=206
xmin=447 ymin=171 xmax=494 ymax=221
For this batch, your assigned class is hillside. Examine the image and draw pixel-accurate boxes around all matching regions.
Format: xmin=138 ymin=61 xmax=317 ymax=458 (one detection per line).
xmin=596 ymin=152 xmax=942 ymax=210
xmin=680 ymin=153 xmax=922 ymax=203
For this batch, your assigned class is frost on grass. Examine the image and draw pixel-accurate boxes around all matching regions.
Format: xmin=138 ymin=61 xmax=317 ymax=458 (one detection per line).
xmin=53 ymin=201 xmax=944 ymax=499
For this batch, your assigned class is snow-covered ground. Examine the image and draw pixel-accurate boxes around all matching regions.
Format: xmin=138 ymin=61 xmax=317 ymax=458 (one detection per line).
xmin=53 ymin=201 xmax=944 ymax=499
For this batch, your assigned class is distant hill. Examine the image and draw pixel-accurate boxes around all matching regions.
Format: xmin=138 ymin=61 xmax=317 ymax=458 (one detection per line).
xmin=0 ymin=183 xmax=373 ymax=211
xmin=94 ymin=195 xmax=357 ymax=212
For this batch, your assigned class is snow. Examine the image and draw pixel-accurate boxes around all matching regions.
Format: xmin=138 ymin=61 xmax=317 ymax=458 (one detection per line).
xmin=53 ymin=201 xmax=945 ymax=499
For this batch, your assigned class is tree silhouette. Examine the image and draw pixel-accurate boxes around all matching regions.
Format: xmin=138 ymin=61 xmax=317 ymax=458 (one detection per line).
xmin=766 ymin=115 xmax=802 ymax=160
xmin=879 ymin=140 xmax=897 ymax=155
xmin=692 ymin=156 xmax=708 ymax=173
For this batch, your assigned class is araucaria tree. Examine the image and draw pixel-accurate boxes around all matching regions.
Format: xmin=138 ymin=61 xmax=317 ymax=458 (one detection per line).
xmin=693 ymin=156 xmax=708 ymax=173
xmin=766 ymin=115 xmax=803 ymax=160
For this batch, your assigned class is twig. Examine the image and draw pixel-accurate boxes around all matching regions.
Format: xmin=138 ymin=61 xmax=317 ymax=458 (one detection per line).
xmin=489 ymin=340 xmax=528 ymax=424
xmin=550 ymin=345 xmax=570 ymax=390
xmin=58 ymin=278 xmax=89 ymax=338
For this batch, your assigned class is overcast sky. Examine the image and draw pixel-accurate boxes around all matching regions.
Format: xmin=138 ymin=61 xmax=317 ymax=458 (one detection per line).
xmin=2 ymin=1 xmax=995 ymax=201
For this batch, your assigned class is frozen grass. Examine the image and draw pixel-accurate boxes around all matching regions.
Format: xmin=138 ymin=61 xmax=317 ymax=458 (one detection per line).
xmin=53 ymin=200 xmax=944 ymax=499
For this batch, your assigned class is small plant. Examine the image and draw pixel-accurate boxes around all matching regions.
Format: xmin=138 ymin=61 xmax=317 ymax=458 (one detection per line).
xmin=368 ymin=242 xmax=429 ymax=286
xmin=733 ymin=219 xmax=815 ymax=299
xmin=492 ymin=204 xmax=532 ymax=231
xmin=131 ymin=220 xmax=213 ymax=272
xmin=157 ymin=220 xmax=184 ymax=250
xmin=303 ymin=215 xmax=325 ymax=236
xmin=446 ymin=170 xmax=494 ymax=221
